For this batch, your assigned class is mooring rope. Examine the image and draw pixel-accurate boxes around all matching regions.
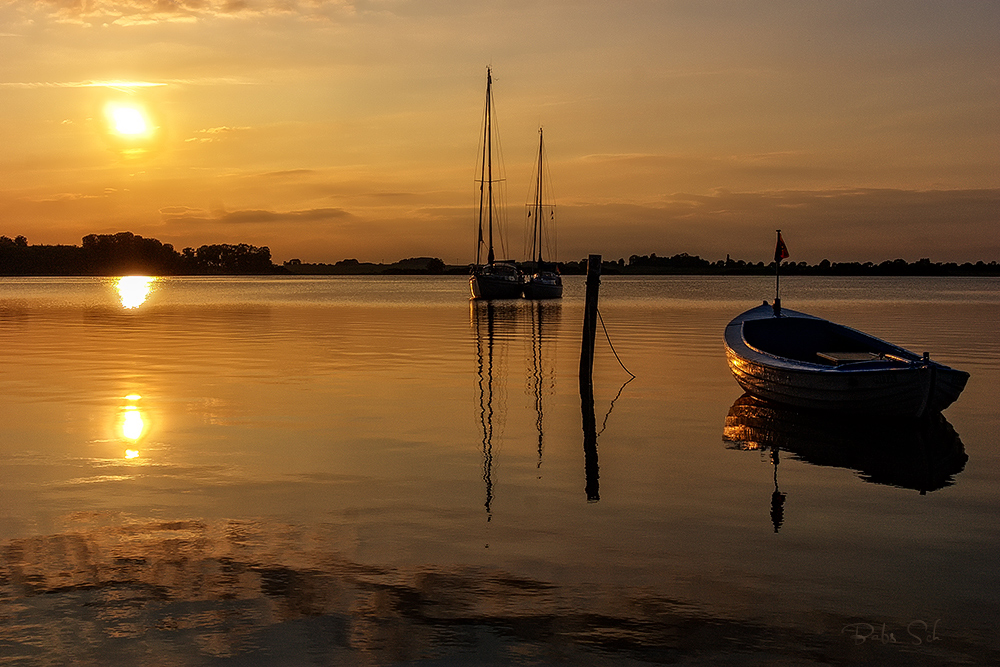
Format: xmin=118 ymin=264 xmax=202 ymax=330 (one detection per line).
xmin=597 ymin=307 xmax=636 ymax=379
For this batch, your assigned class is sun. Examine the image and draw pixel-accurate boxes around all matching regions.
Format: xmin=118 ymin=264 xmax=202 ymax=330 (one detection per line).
xmin=112 ymin=106 xmax=147 ymax=135
xmin=100 ymin=99 xmax=163 ymax=157
xmin=105 ymin=102 xmax=151 ymax=137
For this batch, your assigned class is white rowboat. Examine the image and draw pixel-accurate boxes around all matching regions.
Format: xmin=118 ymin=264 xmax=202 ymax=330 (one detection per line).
xmin=724 ymin=302 xmax=969 ymax=417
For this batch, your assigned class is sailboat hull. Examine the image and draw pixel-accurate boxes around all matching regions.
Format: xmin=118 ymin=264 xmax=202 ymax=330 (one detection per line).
xmin=470 ymin=262 xmax=524 ymax=299
xmin=522 ymin=272 xmax=562 ymax=299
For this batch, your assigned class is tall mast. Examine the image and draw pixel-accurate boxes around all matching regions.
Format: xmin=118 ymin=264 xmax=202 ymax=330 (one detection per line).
xmin=476 ymin=70 xmax=489 ymax=266
xmin=533 ymin=128 xmax=544 ymax=264
xmin=485 ymin=68 xmax=495 ymax=265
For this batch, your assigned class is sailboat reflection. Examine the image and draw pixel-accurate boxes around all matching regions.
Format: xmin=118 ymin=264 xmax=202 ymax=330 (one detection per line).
xmin=724 ymin=394 xmax=968 ymax=516
xmin=472 ymin=300 xmax=562 ymax=520
xmin=528 ymin=301 xmax=561 ymax=470
xmin=472 ymin=300 xmax=518 ymax=521
xmin=116 ymin=276 xmax=156 ymax=309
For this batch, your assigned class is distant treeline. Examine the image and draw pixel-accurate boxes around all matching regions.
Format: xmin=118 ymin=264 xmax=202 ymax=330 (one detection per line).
xmin=286 ymin=253 xmax=999 ymax=276
xmin=0 ymin=232 xmax=276 ymax=275
xmin=2 ymin=233 xmax=998 ymax=276
xmin=583 ymin=253 xmax=1000 ymax=276
xmin=283 ymin=257 xmax=447 ymax=275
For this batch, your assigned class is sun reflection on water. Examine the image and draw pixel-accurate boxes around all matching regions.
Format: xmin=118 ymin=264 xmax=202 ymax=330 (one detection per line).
xmin=116 ymin=276 xmax=156 ymax=308
xmin=120 ymin=394 xmax=145 ymax=458
xmin=122 ymin=408 xmax=144 ymax=440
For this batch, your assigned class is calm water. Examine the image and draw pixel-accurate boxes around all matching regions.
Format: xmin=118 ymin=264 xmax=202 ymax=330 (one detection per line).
xmin=0 ymin=275 xmax=997 ymax=666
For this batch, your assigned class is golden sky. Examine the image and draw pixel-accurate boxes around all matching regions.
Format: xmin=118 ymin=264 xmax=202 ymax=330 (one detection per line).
xmin=1 ymin=0 xmax=997 ymax=264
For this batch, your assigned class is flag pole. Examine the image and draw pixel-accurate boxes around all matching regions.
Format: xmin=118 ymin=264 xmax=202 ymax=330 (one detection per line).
xmin=774 ymin=229 xmax=782 ymax=316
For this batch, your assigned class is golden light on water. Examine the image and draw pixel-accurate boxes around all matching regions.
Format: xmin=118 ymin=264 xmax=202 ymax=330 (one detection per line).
xmin=117 ymin=276 xmax=155 ymax=308
xmin=121 ymin=394 xmax=146 ymax=458
xmin=122 ymin=407 xmax=145 ymax=441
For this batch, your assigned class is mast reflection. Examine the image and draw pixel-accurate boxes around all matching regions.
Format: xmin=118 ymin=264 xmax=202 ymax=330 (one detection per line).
xmin=472 ymin=300 xmax=516 ymax=521
xmin=472 ymin=300 xmax=562 ymax=520
xmin=723 ymin=394 xmax=968 ymax=529
xmin=529 ymin=301 xmax=560 ymax=471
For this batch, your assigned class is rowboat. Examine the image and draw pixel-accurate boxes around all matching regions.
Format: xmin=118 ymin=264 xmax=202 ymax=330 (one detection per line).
xmin=724 ymin=302 xmax=969 ymax=417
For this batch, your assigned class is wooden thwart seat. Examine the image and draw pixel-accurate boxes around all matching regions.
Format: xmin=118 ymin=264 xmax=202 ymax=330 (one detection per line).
xmin=816 ymin=351 xmax=877 ymax=365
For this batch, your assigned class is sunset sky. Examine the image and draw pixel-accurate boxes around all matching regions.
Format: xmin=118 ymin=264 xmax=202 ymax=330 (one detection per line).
xmin=1 ymin=0 xmax=997 ymax=265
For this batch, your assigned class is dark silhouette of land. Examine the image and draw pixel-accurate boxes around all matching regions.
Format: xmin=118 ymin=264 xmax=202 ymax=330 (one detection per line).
xmin=0 ymin=232 xmax=275 ymax=276
xmin=1 ymin=232 xmax=997 ymax=276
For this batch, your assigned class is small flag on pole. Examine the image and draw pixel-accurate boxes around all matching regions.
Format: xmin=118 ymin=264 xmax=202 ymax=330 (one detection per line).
xmin=775 ymin=230 xmax=789 ymax=263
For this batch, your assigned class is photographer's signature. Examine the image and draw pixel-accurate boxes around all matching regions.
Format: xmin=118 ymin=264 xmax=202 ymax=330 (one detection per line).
xmin=842 ymin=619 xmax=942 ymax=646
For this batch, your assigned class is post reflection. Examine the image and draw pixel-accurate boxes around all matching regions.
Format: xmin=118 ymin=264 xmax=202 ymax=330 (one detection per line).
xmin=580 ymin=381 xmax=600 ymax=502
xmin=723 ymin=394 xmax=968 ymax=530
xmin=116 ymin=276 xmax=156 ymax=308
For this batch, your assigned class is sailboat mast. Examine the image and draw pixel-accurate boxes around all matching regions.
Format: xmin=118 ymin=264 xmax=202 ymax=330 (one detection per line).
xmin=476 ymin=70 xmax=490 ymax=267
xmin=533 ymin=128 xmax=545 ymax=264
xmin=476 ymin=108 xmax=486 ymax=267
xmin=485 ymin=69 xmax=495 ymax=265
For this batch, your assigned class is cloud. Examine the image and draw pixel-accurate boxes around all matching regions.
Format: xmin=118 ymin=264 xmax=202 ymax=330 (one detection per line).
xmin=185 ymin=126 xmax=253 ymax=143
xmin=30 ymin=191 xmax=109 ymax=203
xmin=13 ymin=0 xmax=361 ymax=26
xmin=160 ymin=206 xmax=353 ymax=225
xmin=0 ymin=80 xmax=166 ymax=89
xmin=258 ymin=169 xmax=316 ymax=179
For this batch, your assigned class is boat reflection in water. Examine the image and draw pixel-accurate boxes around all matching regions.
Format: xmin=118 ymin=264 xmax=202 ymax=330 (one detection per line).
xmin=472 ymin=300 xmax=516 ymax=522
xmin=527 ymin=300 xmax=560 ymax=469
xmin=723 ymin=394 xmax=968 ymax=530
xmin=471 ymin=299 xmax=561 ymax=521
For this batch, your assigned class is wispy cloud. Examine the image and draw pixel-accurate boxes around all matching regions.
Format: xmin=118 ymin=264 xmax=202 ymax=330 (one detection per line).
xmin=0 ymin=80 xmax=165 ymax=89
xmin=160 ymin=206 xmax=353 ymax=224
xmin=0 ymin=77 xmax=255 ymax=89
xmin=11 ymin=0 xmax=361 ymax=26
xmin=185 ymin=126 xmax=254 ymax=143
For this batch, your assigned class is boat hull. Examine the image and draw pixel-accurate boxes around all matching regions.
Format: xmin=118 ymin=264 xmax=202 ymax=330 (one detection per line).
xmin=470 ymin=263 xmax=524 ymax=300
xmin=522 ymin=272 xmax=562 ymax=300
xmin=724 ymin=303 xmax=969 ymax=417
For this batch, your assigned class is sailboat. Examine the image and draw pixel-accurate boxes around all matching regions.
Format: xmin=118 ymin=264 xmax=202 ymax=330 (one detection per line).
xmin=470 ymin=68 xmax=524 ymax=300
xmin=522 ymin=127 xmax=563 ymax=300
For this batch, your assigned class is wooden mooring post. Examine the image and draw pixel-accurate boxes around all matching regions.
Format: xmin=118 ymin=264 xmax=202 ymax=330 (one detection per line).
xmin=579 ymin=254 xmax=601 ymax=387
xmin=579 ymin=254 xmax=601 ymax=501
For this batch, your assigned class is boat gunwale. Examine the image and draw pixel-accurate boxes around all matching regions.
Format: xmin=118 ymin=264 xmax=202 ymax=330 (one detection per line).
xmin=724 ymin=303 xmax=946 ymax=375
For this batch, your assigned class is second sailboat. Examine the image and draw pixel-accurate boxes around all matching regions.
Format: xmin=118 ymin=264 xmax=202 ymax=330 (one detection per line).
xmin=522 ymin=127 xmax=562 ymax=300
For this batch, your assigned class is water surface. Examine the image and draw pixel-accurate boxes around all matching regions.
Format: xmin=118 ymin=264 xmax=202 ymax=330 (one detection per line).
xmin=1 ymin=275 xmax=997 ymax=665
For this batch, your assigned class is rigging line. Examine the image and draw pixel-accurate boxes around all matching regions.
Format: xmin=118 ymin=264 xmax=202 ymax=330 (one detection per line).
xmin=597 ymin=307 xmax=636 ymax=379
